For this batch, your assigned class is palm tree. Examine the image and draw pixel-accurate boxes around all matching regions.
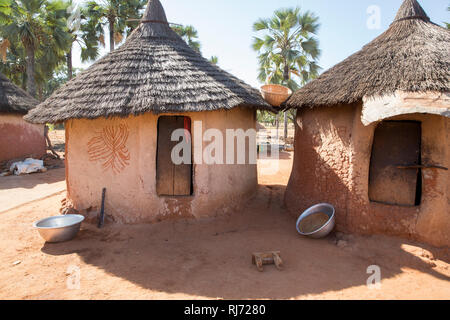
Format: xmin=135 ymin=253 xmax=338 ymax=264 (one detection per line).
xmin=65 ymin=1 xmax=100 ymax=80
xmin=37 ymin=0 xmax=73 ymax=98
xmin=253 ymin=7 xmax=321 ymax=140
xmin=209 ymin=56 xmax=219 ymax=65
xmin=172 ymin=25 xmax=201 ymax=53
xmin=84 ymin=0 xmax=146 ymax=53
xmin=0 ymin=0 xmax=71 ymax=97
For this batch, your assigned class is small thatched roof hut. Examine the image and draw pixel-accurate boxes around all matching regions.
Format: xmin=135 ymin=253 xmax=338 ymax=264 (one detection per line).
xmin=0 ymin=73 xmax=39 ymax=114
xmin=26 ymin=0 xmax=270 ymax=224
xmin=285 ymin=0 xmax=450 ymax=247
xmin=0 ymin=73 xmax=45 ymax=162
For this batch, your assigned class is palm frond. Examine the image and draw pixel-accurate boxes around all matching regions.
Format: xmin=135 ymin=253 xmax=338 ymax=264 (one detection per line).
xmin=252 ymin=6 xmax=321 ymax=88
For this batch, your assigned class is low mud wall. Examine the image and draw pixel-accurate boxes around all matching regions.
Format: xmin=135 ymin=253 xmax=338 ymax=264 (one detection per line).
xmin=0 ymin=114 xmax=45 ymax=162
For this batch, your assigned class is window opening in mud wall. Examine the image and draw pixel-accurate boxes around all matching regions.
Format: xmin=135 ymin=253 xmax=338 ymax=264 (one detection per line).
xmin=369 ymin=121 xmax=422 ymax=206
xmin=156 ymin=116 xmax=193 ymax=196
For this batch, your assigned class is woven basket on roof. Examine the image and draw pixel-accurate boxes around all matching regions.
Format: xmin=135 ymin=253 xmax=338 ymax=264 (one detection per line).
xmin=260 ymin=84 xmax=293 ymax=107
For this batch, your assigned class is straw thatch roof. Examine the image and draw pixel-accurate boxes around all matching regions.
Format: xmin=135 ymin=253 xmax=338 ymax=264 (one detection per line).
xmin=25 ymin=0 xmax=271 ymax=124
xmin=286 ymin=0 xmax=450 ymax=109
xmin=0 ymin=73 xmax=39 ymax=114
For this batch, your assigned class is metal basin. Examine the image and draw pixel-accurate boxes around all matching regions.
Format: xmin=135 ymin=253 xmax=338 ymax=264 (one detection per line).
xmin=296 ymin=203 xmax=335 ymax=239
xmin=33 ymin=215 xmax=85 ymax=243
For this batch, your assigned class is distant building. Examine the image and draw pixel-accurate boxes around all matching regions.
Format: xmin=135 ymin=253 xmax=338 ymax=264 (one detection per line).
xmin=0 ymin=73 xmax=45 ymax=162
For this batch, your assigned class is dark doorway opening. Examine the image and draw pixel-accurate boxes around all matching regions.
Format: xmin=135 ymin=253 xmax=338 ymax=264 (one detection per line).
xmin=369 ymin=121 xmax=422 ymax=206
xmin=156 ymin=116 xmax=193 ymax=196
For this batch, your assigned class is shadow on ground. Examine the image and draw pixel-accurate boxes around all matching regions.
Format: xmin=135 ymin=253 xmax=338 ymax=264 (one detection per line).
xmin=41 ymin=185 xmax=450 ymax=299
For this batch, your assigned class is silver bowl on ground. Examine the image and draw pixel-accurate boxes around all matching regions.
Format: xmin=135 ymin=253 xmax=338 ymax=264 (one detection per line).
xmin=296 ymin=203 xmax=335 ymax=239
xmin=33 ymin=214 xmax=85 ymax=243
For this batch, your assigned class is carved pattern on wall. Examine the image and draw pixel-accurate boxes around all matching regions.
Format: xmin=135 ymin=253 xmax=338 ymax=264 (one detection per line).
xmin=87 ymin=124 xmax=130 ymax=174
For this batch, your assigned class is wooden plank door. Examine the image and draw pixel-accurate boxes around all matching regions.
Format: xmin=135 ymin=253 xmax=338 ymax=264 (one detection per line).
xmin=156 ymin=116 xmax=192 ymax=196
xmin=369 ymin=121 xmax=421 ymax=206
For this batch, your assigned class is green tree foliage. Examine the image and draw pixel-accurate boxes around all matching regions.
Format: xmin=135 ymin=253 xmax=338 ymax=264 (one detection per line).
xmin=253 ymin=7 xmax=320 ymax=90
xmin=84 ymin=0 xmax=147 ymax=52
xmin=209 ymin=56 xmax=219 ymax=65
xmin=0 ymin=0 xmax=143 ymax=98
xmin=0 ymin=1 xmax=223 ymax=99
xmin=172 ymin=24 xmax=201 ymax=53
xmin=65 ymin=1 xmax=101 ymax=80
xmin=42 ymin=63 xmax=81 ymax=99
xmin=0 ymin=0 xmax=72 ymax=97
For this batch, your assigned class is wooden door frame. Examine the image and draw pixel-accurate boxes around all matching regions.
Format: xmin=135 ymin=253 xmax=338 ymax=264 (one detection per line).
xmin=368 ymin=120 xmax=422 ymax=207
xmin=155 ymin=115 xmax=194 ymax=197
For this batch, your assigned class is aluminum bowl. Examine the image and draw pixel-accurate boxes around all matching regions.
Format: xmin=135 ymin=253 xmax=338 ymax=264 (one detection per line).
xmin=33 ymin=215 xmax=85 ymax=243
xmin=296 ymin=203 xmax=335 ymax=239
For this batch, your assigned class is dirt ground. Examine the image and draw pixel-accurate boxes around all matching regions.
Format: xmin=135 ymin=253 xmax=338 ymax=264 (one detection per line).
xmin=0 ymin=168 xmax=66 ymax=213
xmin=0 ymin=149 xmax=449 ymax=300
xmin=0 ymin=129 xmax=66 ymax=213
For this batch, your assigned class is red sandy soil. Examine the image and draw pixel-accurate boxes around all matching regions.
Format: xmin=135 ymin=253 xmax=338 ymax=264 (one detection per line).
xmin=0 ymin=151 xmax=448 ymax=300
xmin=0 ymin=168 xmax=66 ymax=213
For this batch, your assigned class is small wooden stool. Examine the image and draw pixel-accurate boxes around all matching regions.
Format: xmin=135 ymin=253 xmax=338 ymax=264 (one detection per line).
xmin=252 ymin=251 xmax=283 ymax=272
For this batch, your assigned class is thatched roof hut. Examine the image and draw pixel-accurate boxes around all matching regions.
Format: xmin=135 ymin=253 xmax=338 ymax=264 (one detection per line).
xmin=285 ymin=0 xmax=450 ymax=247
xmin=25 ymin=0 xmax=270 ymax=124
xmin=27 ymin=0 xmax=269 ymax=224
xmin=0 ymin=73 xmax=38 ymax=114
xmin=0 ymin=73 xmax=45 ymax=162
xmin=286 ymin=0 xmax=449 ymax=110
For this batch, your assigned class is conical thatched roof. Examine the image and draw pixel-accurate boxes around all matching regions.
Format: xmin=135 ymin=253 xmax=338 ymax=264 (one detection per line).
xmin=286 ymin=0 xmax=450 ymax=109
xmin=0 ymin=73 xmax=39 ymax=114
xmin=25 ymin=0 xmax=271 ymax=124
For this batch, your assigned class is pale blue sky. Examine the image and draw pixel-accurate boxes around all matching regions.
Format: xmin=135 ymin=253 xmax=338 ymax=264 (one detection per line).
xmin=73 ymin=0 xmax=449 ymax=87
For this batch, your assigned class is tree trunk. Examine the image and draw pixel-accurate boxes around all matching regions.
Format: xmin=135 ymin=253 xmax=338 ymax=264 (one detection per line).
xmin=284 ymin=112 xmax=288 ymax=141
xmin=66 ymin=46 xmax=73 ymax=80
xmin=283 ymin=63 xmax=289 ymax=81
xmin=25 ymin=44 xmax=36 ymax=98
xmin=38 ymin=84 xmax=43 ymax=101
xmin=282 ymin=60 xmax=289 ymax=141
xmin=109 ymin=19 xmax=115 ymax=52
xmin=276 ymin=114 xmax=279 ymax=144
